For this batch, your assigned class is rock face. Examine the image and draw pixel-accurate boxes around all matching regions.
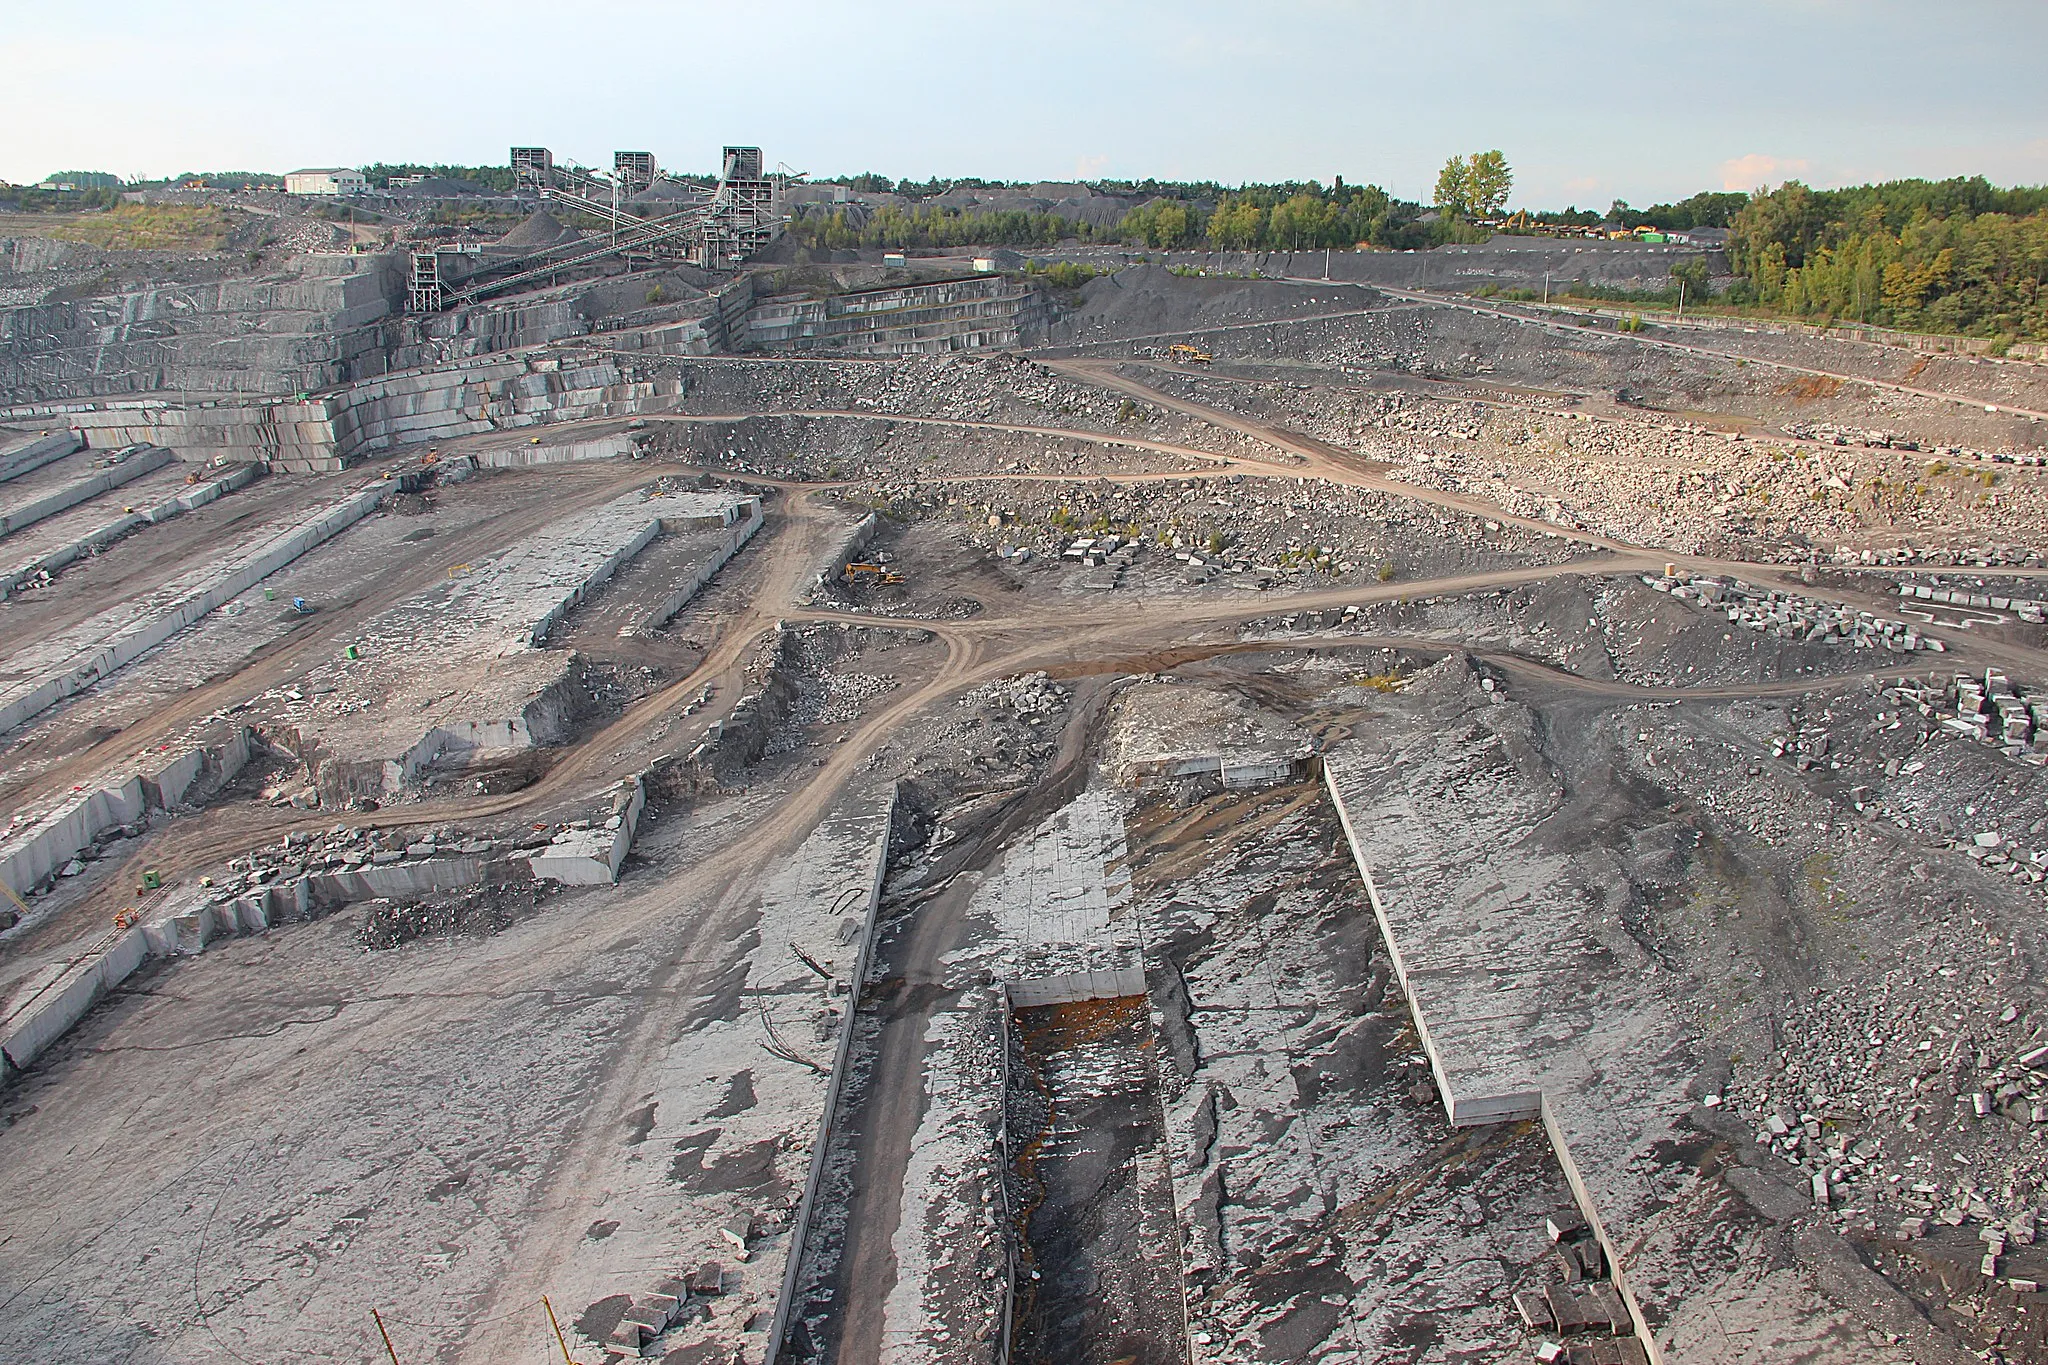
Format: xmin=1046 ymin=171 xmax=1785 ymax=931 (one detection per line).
xmin=52 ymin=348 xmax=686 ymax=472
xmin=0 ymin=251 xmax=404 ymax=402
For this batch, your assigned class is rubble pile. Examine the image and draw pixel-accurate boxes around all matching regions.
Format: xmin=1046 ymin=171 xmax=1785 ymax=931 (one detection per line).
xmin=1721 ymin=971 xmax=2048 ymax=1254
xmin=1136 ymin=366 xmax=2048 ymax=559
xmin=764 ymin=623 xmax=921 ymax=748
xmin=1896 ymin=580 xmax=2048 ymax=624
xmin=962 ymin=671 xmax=1068 ymax=718
xmin=1838 ymin=544 xmax=2045 ymax=568
xmin=654 ymin=410 xmax=1222 ymax=485
xmin=785 ymin=671 xmax=898 ymax=730
xmin=1890 ymin=671 xmax=2047 ymax=766
xmin=1787 ymin=421 xmax=2048 ymax=469
xmin=876 ymin=473 xmax=1580 ymax=591
xmin=1645 ymin=571 xmax=1945 ymax=652
xmin=677 ymin=352 xmax=1247 ymax=458
xmin=212 ymin=824 xmax=501 ymax=893
xmin=355 ymin=882 xmax=535 ymax=948
xmin=1512 ymin=1212 xmax=1647 ymax=1364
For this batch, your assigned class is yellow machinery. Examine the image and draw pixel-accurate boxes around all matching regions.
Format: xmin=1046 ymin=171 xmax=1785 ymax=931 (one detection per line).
xmin=1168 ymin=344 xmax=1212 ymax=364
xmin=844 ymin=562 xmax=905 ymax=585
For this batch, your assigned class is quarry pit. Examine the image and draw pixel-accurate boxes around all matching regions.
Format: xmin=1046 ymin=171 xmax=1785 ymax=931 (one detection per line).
xmin=2 ymin=176 xmax=2048 ymax=1365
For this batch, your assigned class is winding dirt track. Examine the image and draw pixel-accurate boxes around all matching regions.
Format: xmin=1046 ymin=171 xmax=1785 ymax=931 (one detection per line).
xmin=11 ymin=365 xmax=2048 ymax=977
xmin=6 ymin=353 xmax=2048 ymax=1364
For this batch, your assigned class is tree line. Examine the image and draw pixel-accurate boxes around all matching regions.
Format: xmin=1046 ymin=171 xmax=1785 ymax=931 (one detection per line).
xmin=786 ymin=177 xmax=1465 ymax=253
xmin=1728 ymin=178 xmax=2048 ymax=340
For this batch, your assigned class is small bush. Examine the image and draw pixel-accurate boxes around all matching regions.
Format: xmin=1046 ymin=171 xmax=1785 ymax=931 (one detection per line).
xmin=1026 ymin=260 xmax=1103 ymax=290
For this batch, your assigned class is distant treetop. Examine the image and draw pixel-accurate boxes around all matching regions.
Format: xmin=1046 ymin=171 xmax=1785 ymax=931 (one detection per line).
xmin=38 ymin=170 xmax=122 ymax=189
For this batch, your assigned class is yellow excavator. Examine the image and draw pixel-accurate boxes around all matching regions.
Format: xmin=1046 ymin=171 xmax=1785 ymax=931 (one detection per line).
xmin=844 ymin=562 xmax=906 ymax=585
xmin=1168 ymin=344 xmax=1213 ymax=364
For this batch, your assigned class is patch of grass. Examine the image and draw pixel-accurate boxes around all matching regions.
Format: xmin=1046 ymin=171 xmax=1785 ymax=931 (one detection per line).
xmin=49 ymin=204 xmax=232 ymax=251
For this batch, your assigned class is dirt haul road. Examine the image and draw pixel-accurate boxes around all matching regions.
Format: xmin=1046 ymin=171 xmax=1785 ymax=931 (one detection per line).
xmin=20 ymin=473 xmax=2048 ymax=975
xmin=12 ymin=359 xmax=2047 ymax=975
xmin=6 ymin=494 xmax=2041 ymax=1365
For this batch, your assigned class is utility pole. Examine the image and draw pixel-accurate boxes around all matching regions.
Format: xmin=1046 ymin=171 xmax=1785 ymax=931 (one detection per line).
xmin=1543 ymin=270 xmax=1550 ymax=306
xmin=1677 ymin=276 xmax=1685 ymax=324
xmin=1324 ymin=246 xmax=1331 ymax=280
xmin=372 ymin=1309 xmax=401 ymax=1365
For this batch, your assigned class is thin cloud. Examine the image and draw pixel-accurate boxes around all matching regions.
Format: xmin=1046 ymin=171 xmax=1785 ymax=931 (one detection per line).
xmin=1721 ymin=153 xmax=1810 ymax=191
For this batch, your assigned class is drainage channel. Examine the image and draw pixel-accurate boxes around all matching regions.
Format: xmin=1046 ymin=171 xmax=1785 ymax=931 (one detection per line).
xmin=1004 ymin=991 xmax=1189 ymax=1365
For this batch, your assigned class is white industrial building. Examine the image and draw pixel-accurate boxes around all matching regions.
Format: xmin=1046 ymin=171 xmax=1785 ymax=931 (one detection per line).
xmin=284 ymin=168 xmax=368 ymax=196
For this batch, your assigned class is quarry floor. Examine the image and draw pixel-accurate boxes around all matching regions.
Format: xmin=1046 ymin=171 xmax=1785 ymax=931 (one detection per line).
xmin=2 ymin=266 xmax=2048 ymax=1365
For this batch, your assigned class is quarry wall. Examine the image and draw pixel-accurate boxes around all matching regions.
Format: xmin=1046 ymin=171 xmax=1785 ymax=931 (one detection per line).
xmin=7 ymin=350 xmax=686 ymax=472
xmin=0 ymin=251 xmax=405 ymax=402
xmin=745 ymin=275 xmax=1048 ymax=355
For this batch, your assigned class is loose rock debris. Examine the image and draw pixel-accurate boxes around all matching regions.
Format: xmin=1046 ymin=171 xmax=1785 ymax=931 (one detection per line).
xmin=6 ymin=252 xmax=2048 ymax=1365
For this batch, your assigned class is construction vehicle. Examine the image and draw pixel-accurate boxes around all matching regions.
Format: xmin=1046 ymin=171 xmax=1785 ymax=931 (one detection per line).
xmin=844 ymin=562 xmax=906 ymax=585
xmin=1168 ymin=344 xmax=1213 ymax=364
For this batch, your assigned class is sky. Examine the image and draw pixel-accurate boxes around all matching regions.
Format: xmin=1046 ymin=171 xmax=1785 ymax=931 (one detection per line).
xmin=5 ymin=0 xmax=2046 ymax=209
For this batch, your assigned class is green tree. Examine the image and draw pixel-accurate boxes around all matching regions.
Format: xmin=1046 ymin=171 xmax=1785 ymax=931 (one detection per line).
xmin=1434 ymin=157 xmax=1472 ymax=216
xmin=1669 ymin=258 xmax=1710 ymax=300
xmin=1436 ymin=151 xmax=1512 ymax=219
xmin=1118 ymin=198 xmax=1200 ymax=248
xmin=1267 ymin=192 xmax=1337 ymax=248
xmin=1722 ymin=175 xmax=2048 ymax=339
xmin=1207 ymin=196 xmax=1266 ymax=249
xmin=1466 ymin=151 xmax=1512 ymax=217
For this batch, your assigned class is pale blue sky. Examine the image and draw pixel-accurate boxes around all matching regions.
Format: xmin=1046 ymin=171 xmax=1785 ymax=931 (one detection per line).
xmin=6 ymin=0 xmax=2045 ymax=207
